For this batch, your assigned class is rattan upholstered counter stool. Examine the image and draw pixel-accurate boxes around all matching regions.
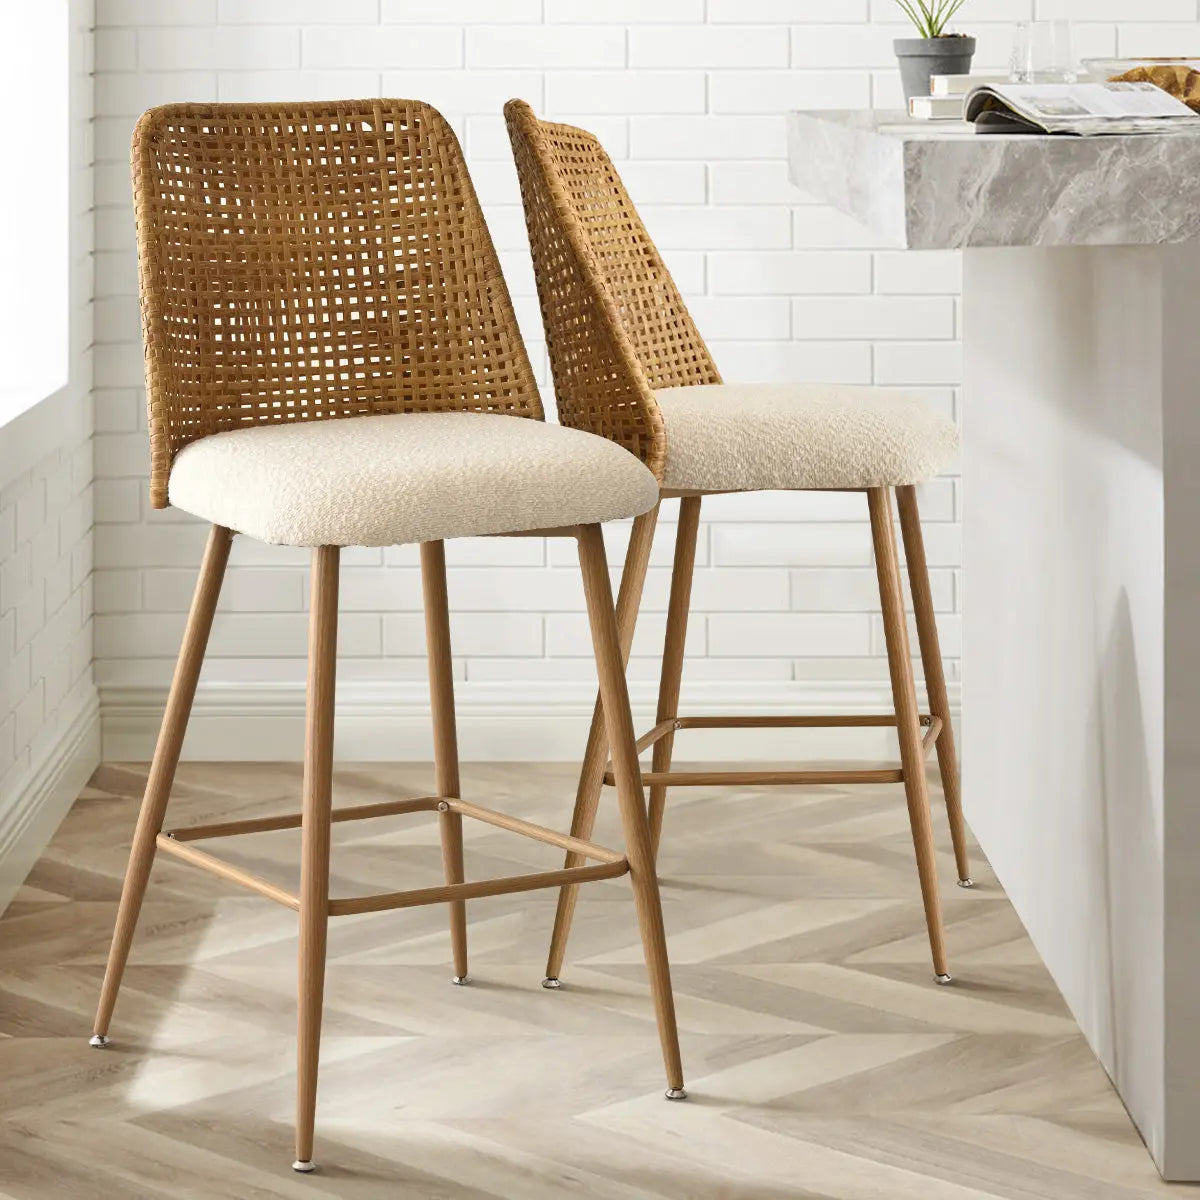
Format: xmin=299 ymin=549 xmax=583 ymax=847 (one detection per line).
xmin=90 ymin=100 xmax=686 ymax=1173
xmin=506 ymin=99 xmax=970 ymax=989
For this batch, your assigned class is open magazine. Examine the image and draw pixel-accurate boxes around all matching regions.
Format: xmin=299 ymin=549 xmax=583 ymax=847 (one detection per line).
xmin=964 ymin=81 xmax=1200 ymax=135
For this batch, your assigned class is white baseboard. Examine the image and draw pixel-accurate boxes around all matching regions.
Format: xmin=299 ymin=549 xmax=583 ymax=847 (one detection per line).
xmin=0 ymin=689 xmax=101 ymax=916
xmin=101 ymin=679 xmax=961 ymax=763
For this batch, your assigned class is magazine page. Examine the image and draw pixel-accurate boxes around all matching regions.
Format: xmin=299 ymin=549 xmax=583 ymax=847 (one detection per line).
xmin=965 ymin=81 xmax=1200 ymax=135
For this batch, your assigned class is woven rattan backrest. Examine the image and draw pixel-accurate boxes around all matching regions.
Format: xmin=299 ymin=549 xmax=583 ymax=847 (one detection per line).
xmin=505 ymin=100 xmax=721 ymax=480
xmin=133 ymin=100 xmax=541 ymax=507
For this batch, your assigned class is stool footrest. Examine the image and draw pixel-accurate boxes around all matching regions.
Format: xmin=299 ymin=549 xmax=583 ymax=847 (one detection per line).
xmin=328 ymin=859 xmax=628 ymax=916
xmin=632 ymin=767 xmax=906 ymax=787
xmin=157 ymin=796 xmax=628 ymax=916
xmin=166 ymin=795 xmax=444 ymax=842
xmin=605 ymin=711 xmax=944 ymax=788
xmin=157 ymin=834 xmax=302 ymax=909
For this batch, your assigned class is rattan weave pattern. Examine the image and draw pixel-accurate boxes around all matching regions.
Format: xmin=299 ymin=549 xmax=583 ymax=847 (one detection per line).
xmin=133 ymin=100 xmax=541 ymax=508
xmin=505 ymin=100 xmax=721 ymax=482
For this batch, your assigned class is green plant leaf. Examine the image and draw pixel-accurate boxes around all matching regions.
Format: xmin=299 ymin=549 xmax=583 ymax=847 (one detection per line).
xmin=938 ymin=0 xmax=969 ymax=35
xmin=895 ymin=0 xmax=968 ymax=37
xmin=898 ymin=0 xmax=925 ymax=37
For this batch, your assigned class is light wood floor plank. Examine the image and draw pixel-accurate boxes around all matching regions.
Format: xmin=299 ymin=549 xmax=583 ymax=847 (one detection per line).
xmin=0 ymin=762 xmax=1180 ymax=1197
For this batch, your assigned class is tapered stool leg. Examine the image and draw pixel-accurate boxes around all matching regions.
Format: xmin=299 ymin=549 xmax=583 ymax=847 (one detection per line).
xmin=91 ymin=524 xmax=233 ymax=1046
xmin=421 ymin=541 xmax=469 ymax=982
xmin=895 ymin=485 xmax=972 ymax=888
xmin=868 ymin=489 xmax=951 ymax=983
xmin=294 ymin=546 xmax=339 ymax=1172
xmin=648 ymin=495 xmax=701 ymax=855
xmin=577 ymin=523 xmax=686 ymax=1095
xmin=544 ymin=506 xmax=659 ymax=987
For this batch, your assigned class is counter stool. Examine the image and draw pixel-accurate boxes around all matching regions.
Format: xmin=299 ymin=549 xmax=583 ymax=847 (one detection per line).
xmin=91 ymin=99 xmax=685 ymax=1173
xmin=505 ymin=99 xmax=970 ymax=988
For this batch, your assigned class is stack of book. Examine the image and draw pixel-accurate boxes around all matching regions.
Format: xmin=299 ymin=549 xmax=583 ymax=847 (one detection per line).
xmin=910 ymin=74 xmax=1007 ymax=120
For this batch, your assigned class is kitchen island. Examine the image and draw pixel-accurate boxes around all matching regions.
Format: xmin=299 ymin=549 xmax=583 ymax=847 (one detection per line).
xmin=788 ymin=109 xmax=1200 ymax=1181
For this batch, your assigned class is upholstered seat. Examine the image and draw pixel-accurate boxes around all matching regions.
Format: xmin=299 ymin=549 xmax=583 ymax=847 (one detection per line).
xmin=656 ymin=383 xmax=958 ymax=493
xmin=168 ymin=411 xmax=659 ymax=548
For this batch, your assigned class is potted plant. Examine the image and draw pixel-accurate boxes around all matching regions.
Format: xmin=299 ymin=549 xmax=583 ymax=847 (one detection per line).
xmin=894 ymin=1 xmax=976 ymax=102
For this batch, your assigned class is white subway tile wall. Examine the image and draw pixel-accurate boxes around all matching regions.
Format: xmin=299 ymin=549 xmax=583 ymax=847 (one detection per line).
xmin=90 ymin=1 xmax=1195 ymax=701
xmin=1 ymin=1 xmax=95 ymax=800
xmin=0 ymin=424 xmax=94 ymax=798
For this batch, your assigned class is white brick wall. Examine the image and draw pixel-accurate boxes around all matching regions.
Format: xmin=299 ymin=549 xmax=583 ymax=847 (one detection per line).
xmin=0 ymin=0 xmax=96 ymax=804
xmin=90 ymin=2 xmax=1199 ymax=732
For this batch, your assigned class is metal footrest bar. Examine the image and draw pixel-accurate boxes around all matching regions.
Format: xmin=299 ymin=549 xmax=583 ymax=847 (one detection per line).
xmin=676 ymin=714 xmax=934 ymax=730
xmin=165 ymin=796 xmax=443 ymax=842
xmin=634 ymin=720 xmax=677 ymax=755
xmin=157 ymin=834 xmax=301 ymax=909
xmin=922 ymin=717 xmax=943 ymax=756
xmin=603 ymin=712 xmax=945 ymax=788
xmin=632 ymin=767 xmax=906 ymax=787
xmin=443 ymin=798 xmax=625 ymax=864
xmin=328 ymin=859 xmax=628 ymax=917
xmin=156 ymin=796 xmax=629 ymax=918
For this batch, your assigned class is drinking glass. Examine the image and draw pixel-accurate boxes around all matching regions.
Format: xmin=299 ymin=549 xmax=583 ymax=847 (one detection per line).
xmin=1010 ymin=20 xmax=1077 ymax=84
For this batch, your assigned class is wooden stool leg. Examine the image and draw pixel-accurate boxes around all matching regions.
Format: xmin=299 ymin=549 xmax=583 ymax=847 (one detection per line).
xmin=91 ymin=524 xmax=232 ymax=1046
xmin=421 ymin=541 xmax=468 ymax=983
xmin=294 ymin=545 xmax=339 ymax=1173
xmin=648 ymin=496 xmax=701 ymax=855
xmin=577 ymin=523 xmax=686 ymax=1096
xmin=868 ymin=489 xmax=951 ymax=983
xmin=896 ymin=485 xmax=972 ymax=887
xmin=544 ymin=506 xmax=659 ymax=986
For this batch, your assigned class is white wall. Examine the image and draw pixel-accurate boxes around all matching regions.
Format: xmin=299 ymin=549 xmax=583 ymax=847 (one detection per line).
xmin=0 ymin=0 xmax=99 ymax=911
xmin=89 ymin=0 xmax=1198 ymax=759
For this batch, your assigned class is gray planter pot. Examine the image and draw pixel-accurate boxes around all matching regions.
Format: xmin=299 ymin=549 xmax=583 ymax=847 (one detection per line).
xmin=894 ymin=35 xmax=977 ymax=102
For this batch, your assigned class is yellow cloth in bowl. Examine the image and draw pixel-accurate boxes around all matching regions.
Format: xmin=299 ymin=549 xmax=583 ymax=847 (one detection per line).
xmin=1112 ymin=64 xmax=1200 ymax=112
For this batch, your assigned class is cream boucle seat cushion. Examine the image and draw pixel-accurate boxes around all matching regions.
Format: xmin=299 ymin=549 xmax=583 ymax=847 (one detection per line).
xmin=168 ymin=412 xmax=659 ymax=548
xmin=655 ymin=383 xmax=959 ymax=492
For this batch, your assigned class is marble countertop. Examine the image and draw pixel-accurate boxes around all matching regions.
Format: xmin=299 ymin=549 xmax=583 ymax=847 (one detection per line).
xmin=787 ymin=109 xmax=1200 ymax=249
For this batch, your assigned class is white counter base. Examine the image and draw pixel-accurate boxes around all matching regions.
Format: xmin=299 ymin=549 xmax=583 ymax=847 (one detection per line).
xmin=963 ymin=243 xmax=1200 ymax=1178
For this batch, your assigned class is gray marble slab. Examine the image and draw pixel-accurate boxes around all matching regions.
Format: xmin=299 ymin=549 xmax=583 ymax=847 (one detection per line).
xmin=787 ymin=109 xmax=1200 ymax=249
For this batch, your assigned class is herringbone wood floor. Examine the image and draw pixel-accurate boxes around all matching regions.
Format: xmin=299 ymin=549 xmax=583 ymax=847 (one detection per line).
xmin=0 ymin=762 xmax=1181 ymax=1198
